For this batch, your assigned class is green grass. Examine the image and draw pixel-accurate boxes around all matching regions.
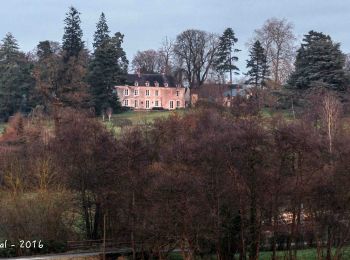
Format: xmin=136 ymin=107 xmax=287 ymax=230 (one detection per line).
xmin=0 ymin=123 xmax=6 ymax=135
xmin=261 ymin=107 xmax=294 ymax=119
xmin=111 ymin=110 xmax=185 ymax=124
xmin=104 ymin=110 xmax=186 ymax=135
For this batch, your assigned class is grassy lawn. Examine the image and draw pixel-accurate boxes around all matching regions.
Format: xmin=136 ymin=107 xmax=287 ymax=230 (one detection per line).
xmin=111 ymin=110 xmax=185 ymax=124
xmin=104 ymin=110 xmax=186 ymax=134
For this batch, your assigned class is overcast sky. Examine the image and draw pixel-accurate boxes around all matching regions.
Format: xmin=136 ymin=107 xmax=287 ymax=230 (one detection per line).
xmin=0 ymin=0 xmax=349 ymax=76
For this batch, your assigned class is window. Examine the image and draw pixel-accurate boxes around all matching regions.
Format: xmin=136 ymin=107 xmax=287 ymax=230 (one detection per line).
xmin=134 ymin=89 xmax=139 ymax=96
xmin=155 ymin=81 xmax=159 ymax=87
xmin=164 ymin=83 xmax=168 ymax=87
xmin=176 ymin=90 xmax=179 ymax=97
xmin=176 ymin=101 xmax=181 ymax=108
xmin=134 ymin=81 xmax=139 ymax=86
xmin=146 ymin=100 xmax=150 ymax=109
xmin=155 ymin=90 xmax=159 ymax=96
xmin=155 ymin=100 xmax=159 ymax=107
xmin=169 ymin=100 xmax=174 ymax=109
xmin=145 ymin=81 xmax=150 ymax=87
xmin=124 ymin=89 xmax=129 ymax=96
xmin=124 ymin=99 xmax=129 ymax=106
xmin=146 ymin=89 xmax=150 ymax=96
xmin=134 ymin=100 xmax=138 ymax=108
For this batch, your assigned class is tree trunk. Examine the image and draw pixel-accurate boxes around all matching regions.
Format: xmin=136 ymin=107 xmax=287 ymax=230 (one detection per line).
xmin=249 ymin=191 xmax=259 ymax=260
xmin=326 ymin=226 xmax=332 ymax=260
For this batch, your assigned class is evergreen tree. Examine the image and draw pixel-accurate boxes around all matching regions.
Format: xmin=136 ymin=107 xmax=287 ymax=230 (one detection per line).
xmin=0 ymin=33 xmax=34 ymax=120
xmin=88 ymin=14 xmax=128 ymax=116
xmin=59 ymin=7 xmax=90 ymax=108
xmin=89 ymin=32 xmax=128 ymax=115
xmin=93 ymin=13 xmax=110 ymax=49
xmin=246 ymin=40 xmax=269 ymax=87
xmin=215 ymin=28 xmax=240 ymax=83
xmin=288 ymin=31 xmax=348 ymax=91
xmin=62 ymin=6 xmax=84 ymax=61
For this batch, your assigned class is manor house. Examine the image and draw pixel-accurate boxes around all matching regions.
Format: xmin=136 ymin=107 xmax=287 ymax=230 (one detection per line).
xmin=115 ymin=73 xmax=189 ymax=110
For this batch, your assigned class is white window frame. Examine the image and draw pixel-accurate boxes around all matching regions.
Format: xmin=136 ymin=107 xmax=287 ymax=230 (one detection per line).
xmin=176 ymin=100 xmax=181 ymax=108
xmin=155 ymin=90 xmax=159 ymax=96
xmin=145 ymin=100 xmax=150 ymax=109
xmin=176 ymin=90 xmax=179 ymax=97
xmin=146 ymin=89 xmax=150 ymax=96
xmin=124 ymin=89 xmax=129 ymax=96
xmin=134 ymin=100 xmax=138 ymax=108
xmin=155 ymin=100 xmax=159 ymax=107
xmin=124 ymin=99 xmax=129 ymax=106
xmin=134 ymin=89 xmax=139 ymax=96
xmin=169 ymin=100 xmax=174 ymax=109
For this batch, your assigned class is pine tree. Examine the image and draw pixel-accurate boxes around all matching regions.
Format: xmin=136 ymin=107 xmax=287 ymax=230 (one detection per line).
xmin=246 ymin=40 xmax=269 ymax=87
xmin=215 ymin=28 xmax=240 ymax=83
xmin=0 ymin=33 xmax=34 ymax=120
xmin=288 ymin=31 xmax=348 ymax=91
xmin=62 ymin=6 xmax=84 ymax=61
xmin=59 ymin=7 xmax=90 ymax=108
xmin=93 ymin=13 xmax=110 ymax=49
xmin=88 ymin=14 xmax=128 ymax=116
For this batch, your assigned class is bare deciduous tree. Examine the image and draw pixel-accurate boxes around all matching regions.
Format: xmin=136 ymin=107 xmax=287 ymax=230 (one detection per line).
xmin=321 ymin=93 xmax=341 ymax=154
xmin=173 ymin=29 xmax=219 ymax=88
xmin=131 ymin=49 xmax=163 ymax=74
xmin=252 ymin=18 xmax=297 ymax=87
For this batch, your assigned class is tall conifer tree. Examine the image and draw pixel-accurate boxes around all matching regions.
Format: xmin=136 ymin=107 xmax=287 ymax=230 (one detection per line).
xmin=288 ymin=31 xmax=348 ymax=90
xmin=59 ymin=7 xmax=89 ymax=108
xmin=0 ymin=33 xmax=34 ymax=120
xmin=88 ymin=14 xmax=128 ymax=115
xmin=93 ymin=13 xmax=110 ymax=49
xmin=246 ymin=40 xmax=269 ymax=87
xmin=215 ymin=28 xmax=240 ymax=83
xmin=62 ymin=6 xmax=84 ymax=61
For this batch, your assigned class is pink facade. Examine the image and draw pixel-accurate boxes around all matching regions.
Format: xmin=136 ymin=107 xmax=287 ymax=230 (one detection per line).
xmin=115 ymin=84 xmax=187 ymax=110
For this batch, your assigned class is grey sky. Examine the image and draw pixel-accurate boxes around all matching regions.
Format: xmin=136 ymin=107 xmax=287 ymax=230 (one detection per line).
xmin=0 ymin=0 xmax=349 ymax=76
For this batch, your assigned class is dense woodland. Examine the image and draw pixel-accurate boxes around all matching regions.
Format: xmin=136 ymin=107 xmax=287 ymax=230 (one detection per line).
xmin=1 ymin=5 xmax=350 ymax=260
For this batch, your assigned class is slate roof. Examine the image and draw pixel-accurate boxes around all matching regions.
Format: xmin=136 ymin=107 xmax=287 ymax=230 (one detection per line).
xmin=122 ymin=73 xmax=178 ymax=87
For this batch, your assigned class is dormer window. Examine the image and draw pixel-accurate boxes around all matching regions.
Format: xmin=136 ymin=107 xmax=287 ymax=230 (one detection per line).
xmin=164 ymin=83 xmax=169 ymax=87
xmin=155 ymin=81 xmax=159 ymax=87
xmin=145 ymin=81 xmax=150 ymax=87
xmin=134 ymin=81 xmax=139 ymax=87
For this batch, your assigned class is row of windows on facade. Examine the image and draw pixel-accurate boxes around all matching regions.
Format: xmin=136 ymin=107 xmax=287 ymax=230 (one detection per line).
xmin=134 ymin=81 xmax=170 ymax=87
xmin=123 ymin=99 xmax=181 ymax=109
xmin=124 ymin=89 xmax=180 ymax=97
